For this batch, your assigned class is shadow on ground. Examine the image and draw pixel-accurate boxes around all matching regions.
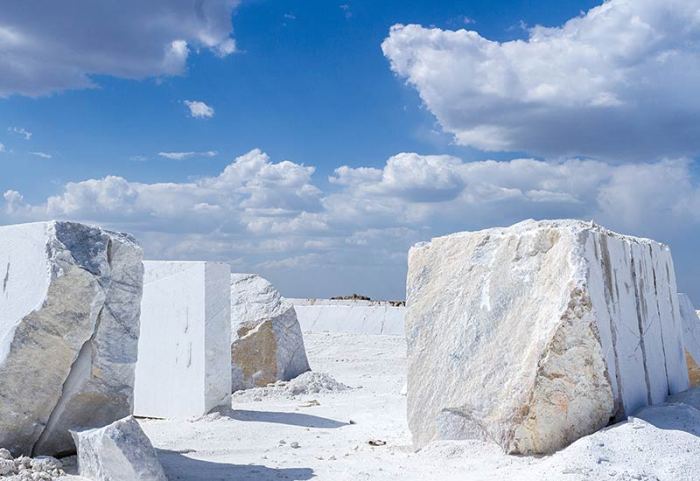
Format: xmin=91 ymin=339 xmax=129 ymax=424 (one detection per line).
xmin=218 ymin=408 xmax=348 ymax=429
xmin=157 ymin=449 xmax=315 ymax=481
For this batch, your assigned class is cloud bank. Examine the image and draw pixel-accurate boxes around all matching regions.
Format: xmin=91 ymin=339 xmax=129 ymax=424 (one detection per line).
xmin=4 ymin=149 xmax=700 ymax=299
xmin=0 ymin=0 xmax=239 ymax=97
xmin=382 ymin=0 xmax=700 ymax=160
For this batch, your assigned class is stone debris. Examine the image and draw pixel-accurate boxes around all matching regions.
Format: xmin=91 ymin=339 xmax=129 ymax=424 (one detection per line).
xmin=232 ymin=371 xmax=350 ymax=402
xmin=0 ymin=221 xmax=143 ymax=457
xmin=0 ymin=450 xmax=64 ymax=479
xmin=230 ymin=273 xmax=310 ymax=391
xmin=406 ymin=219 xmax=689 ymax=454
xmin=71 ymin=416 xmax=166 ymax=481
xmin=134 ymin=261 xmax=232 ymax=419
xmin=677 ymin=293 xmax=700 ymax=387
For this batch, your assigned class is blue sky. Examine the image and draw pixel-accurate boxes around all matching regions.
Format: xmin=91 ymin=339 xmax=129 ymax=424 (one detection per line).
xmin=3 ymin=0 xmax=700 ymax=301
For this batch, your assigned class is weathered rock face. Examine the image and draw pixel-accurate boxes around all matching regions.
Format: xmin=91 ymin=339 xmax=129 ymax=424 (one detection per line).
xmin=406 ymin=219 xmax=688 ymax=455
xmin=134 ymin=261 xmax=231 ymax=419
xmin=230 ymin=274 xmax=310 ymax=391
xmin=678 ymin=294 xmax=700 ymax=387
xmin=71 ymin=416 xmax=167 ymax=481
xmin=0 ymin=221 xmax=143 ymax=457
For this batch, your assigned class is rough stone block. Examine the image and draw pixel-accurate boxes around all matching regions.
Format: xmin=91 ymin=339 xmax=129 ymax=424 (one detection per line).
xmin=0 ymin=221 xmax=143 ymax=457
xmin=72 ymin=416 xmax=166 ymax=481
xmin=406 ymin=219 xmax=688 ymax=454
xmin=230 ymin=274 xmax=309 ymax=391
xmin=134 ymin=261 xmax=231 ymax=418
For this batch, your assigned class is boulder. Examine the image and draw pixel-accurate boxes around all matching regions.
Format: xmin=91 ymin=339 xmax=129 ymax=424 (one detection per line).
xmin=677 ymin=294 xmax=700 ymax=387
xmin=0 ymin=221 xmax=143 ymax=457
xmin=71 ymin=416 xmax=167 ymax=481
xmin=406 ymin=219 xmax=688 ymax=454
xmin=134 ymin=261 xmax=231 ymax=418
xmin=230 ymin=274 xmax=310 ymax=391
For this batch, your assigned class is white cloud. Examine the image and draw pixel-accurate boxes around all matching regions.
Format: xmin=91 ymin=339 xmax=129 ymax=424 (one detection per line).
xmin=30 ymin=151 xmax=51 ymax=159
xmin=0 ymin=143 xmax=5 ymax=153
xmin=184 ymin=100 xmax=215 ymax=119
xmin=8 ymin=127 xmax=32 ymax=140
xmin=0 ymin=1 xmax=239 ymax=97
xmin=158 ymin=150 xmax=217 ymax=160
xmin=382 ymin=0 xmax=700 ymax=160
xmin=5 ymin=149 xmax=700 ymax=299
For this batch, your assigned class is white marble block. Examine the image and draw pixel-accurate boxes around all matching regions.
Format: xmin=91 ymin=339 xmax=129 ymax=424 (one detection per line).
xmin=134 ymin=261 xmax=231 ymax=418
xmin=0 ymin=221 xmax=143 ymax=457
xmin=406 ymin=219 xmax=688 ymax=455
xmin=230 ymin=274 xmax=310 ymax=391
xmin=678 ymin=293 xmax=700 ymax=386
xmin=72 ymin=416 xmax=167 ymax=481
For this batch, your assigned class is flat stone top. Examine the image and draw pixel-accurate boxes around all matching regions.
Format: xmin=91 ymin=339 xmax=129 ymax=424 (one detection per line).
xmin=412 ymin=219 xmax=666 ymax=252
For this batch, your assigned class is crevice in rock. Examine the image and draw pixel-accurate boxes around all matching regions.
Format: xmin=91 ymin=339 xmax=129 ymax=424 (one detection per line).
xmin=31 ymin=305 xmax=105 ymax=457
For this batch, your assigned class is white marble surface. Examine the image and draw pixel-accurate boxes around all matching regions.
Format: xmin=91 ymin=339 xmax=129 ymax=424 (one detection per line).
xmin=134 ymin=261 xmax=231 ymax=419
xmin=406 ymin=219 xmax=689 ymax=454
xmin=290 ymin=298 xmax=405 ymax=336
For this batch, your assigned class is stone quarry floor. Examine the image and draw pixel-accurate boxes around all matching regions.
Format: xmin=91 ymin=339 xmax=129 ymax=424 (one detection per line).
xmin=65 ymin=332 xmax=700 ymax=481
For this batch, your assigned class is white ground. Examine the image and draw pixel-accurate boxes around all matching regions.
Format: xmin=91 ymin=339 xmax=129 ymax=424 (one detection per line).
xmin=64 ymin=332 xmax=700 ymax=480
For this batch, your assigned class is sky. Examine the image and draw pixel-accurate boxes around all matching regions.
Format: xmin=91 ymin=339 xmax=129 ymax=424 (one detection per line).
xmin=2 ymin=0 xmax=700 ymax=301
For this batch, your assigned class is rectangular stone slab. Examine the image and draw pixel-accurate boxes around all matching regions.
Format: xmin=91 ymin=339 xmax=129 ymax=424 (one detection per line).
xmin=405 ymin=219 xmax=689 ymax=454
xmin=0 ymin=221 xmax=143 ymax=457
xmin=134 ymin=261 xmax=231 ymax=418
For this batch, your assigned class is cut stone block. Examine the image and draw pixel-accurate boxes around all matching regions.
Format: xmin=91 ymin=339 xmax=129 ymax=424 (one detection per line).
xmin=406 ymin=219 xmax=688 ymax=455
xmin=134 ymin=261 xmax=231 ymax=418
xmin=291 ymin=298 xmax=405 ymax=336
xmin=678 ymin=293 xmax=700 ymax=387
xmin=0 ymin=221 xmax=143 ymax=457
xmin=71 ymin=416 xmax=167 ymax=481
xmin=230 ymin=274 xmax=309 ymax=391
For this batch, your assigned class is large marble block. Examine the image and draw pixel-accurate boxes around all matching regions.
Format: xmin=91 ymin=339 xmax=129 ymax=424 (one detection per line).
xmin=230 ymin=274 xmax=309 ymax=391
xmin=406 ymin=219 xmax=688 ymax=454
xmin=678 ymin=293 xmax=700 ymax=387
xmin=134 ymin=261 xmax=231 ymax=418
xmin=0 ymin=221 xmax=143 ymax=457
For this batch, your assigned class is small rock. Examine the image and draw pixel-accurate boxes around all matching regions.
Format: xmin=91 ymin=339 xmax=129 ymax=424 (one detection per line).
xmin=368 ymin=440 xmax=387 ymax=447
xmin=290 ymin=442 xmax=300 ymax=449
xmin=0 ymin=448 xmax=12 ymax=460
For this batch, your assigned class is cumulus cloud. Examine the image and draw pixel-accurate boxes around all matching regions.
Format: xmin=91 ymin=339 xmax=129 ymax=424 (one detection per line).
xmin=0 ymin=1 xmax=239 ymax=97
xmin=5 ymin=149 xmax=700 ymax=299
xmin=158 ymin=150 xmax=217 ymax=160
xmin=382 ymin=0 xmax=700 ymax=160
xmin=8 ymin=127 xmax=32 ymax=140
xmin=184 ymin=100 xmax=215 ymax=118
